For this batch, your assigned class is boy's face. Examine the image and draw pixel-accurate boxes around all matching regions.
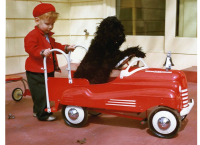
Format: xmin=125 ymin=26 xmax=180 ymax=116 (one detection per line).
xmin=35 ymin=17 xmax=55 ymax=34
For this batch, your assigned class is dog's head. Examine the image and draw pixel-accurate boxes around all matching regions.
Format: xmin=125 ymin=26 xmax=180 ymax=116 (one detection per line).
xmin=95 ymin=16 xmax=126 ymax=48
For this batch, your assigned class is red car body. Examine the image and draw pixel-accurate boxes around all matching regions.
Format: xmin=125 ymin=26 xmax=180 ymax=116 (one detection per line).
xmin=44 ymin=49 xmax=194 ymax=138
xmin=48 ymin=67 xmax=188 ymax=113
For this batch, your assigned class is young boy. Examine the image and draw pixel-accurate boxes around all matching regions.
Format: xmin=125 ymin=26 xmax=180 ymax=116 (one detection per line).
xmin=24 ymin=2 xmax=75 ymax=121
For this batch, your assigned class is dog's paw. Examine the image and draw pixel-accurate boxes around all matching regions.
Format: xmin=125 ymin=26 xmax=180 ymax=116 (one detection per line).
xmin=135 ymin=51 xmax=146 ymax=58
xmin=135 ymin=47 xmax=146 ymax=58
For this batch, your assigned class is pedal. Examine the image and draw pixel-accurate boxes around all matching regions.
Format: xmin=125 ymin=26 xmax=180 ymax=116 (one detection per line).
xmin=140 ymin=118 xmax=147 ymax=125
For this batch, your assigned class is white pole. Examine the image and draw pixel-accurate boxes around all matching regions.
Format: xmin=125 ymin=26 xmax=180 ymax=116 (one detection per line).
xmin=43 ymin=49 xmax=72 ymax=113
xmin=43 ymin=46 xmax=87 ymax=113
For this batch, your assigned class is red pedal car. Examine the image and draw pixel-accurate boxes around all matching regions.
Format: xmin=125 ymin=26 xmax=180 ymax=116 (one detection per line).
xmin=43 ymin=47 xmax=194 ymax=138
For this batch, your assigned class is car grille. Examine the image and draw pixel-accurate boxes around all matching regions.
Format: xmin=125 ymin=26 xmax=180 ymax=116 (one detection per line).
xmin=181 ymin=89 xmax=189 ymax=108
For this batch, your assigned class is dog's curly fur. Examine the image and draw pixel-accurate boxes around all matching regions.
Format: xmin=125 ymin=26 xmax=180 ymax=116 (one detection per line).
xmin=73 ymin=16 xmax=146 ymax=84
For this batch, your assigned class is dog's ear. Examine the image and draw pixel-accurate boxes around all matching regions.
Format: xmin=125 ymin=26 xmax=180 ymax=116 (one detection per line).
xmin=95 ymin=16 xmax=126 ymax=47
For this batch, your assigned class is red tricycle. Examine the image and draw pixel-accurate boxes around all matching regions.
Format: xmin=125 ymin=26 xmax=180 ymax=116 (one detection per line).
xmin=43 ymin=46 xmax=194 ymax=138
xmin=6 ymin=75 xmax=31 ymax=101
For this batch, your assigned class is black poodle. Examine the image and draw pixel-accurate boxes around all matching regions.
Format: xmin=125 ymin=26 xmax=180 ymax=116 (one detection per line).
xmin=73 ymin=16 xmax=146 ymax=84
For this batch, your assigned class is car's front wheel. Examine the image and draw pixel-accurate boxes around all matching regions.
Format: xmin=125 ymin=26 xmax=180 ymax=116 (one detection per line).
xmin=62 ymin=105 xmax=88 ymax=128
xmin=148 ymin=106 xmax=181 ymax=138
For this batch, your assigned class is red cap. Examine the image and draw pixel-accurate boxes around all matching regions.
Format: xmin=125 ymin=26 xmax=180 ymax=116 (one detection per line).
xmin=33 ymin=2 xmax=56 ymax=17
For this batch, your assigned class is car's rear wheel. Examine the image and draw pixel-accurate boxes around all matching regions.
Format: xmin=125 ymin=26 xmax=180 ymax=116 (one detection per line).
xmin=148 ymin=106 xmax=181 ymax=138
xmin=62 ymin=105 xmax=88 ymax=128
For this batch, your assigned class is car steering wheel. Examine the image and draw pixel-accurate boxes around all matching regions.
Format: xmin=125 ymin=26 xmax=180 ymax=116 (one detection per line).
xmin=115 ymin=55 xmax=136 ymax=69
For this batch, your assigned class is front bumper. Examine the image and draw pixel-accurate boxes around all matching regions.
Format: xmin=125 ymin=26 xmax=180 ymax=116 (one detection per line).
xmin=180 ymin=99 xmax=194 ymax=116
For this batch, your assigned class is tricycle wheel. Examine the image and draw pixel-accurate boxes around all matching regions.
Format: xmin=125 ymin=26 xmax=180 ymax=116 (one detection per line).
xmin=62 ymin=105 xmax=88 ymax=128
xmin=148 ymin=106 xmax=181 ymax=138
xmin=12 ymin=88 xmax=23 ymax=101
xmin=88 ymin=110 xmax=101 ymax=116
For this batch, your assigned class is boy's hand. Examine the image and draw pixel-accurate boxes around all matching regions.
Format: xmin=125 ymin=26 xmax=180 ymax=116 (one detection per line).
xmin=41 ymin=48 xmax=51 ymax=57
xmin=65 ymin=45 xmax=76 ymax=53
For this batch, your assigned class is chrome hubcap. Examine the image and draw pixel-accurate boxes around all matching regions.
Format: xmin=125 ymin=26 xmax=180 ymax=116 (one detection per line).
xmin=68 ymin=108 xmax=79 ymax=120
xmin=157 ymin=117 xmax=171 ymax=130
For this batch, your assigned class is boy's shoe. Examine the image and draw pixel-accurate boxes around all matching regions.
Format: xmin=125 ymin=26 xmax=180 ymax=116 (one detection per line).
xmin=33 ymin=113 xmax=37 ymax=117
xmin=46 ymin=115 xmax=56 ymax=121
